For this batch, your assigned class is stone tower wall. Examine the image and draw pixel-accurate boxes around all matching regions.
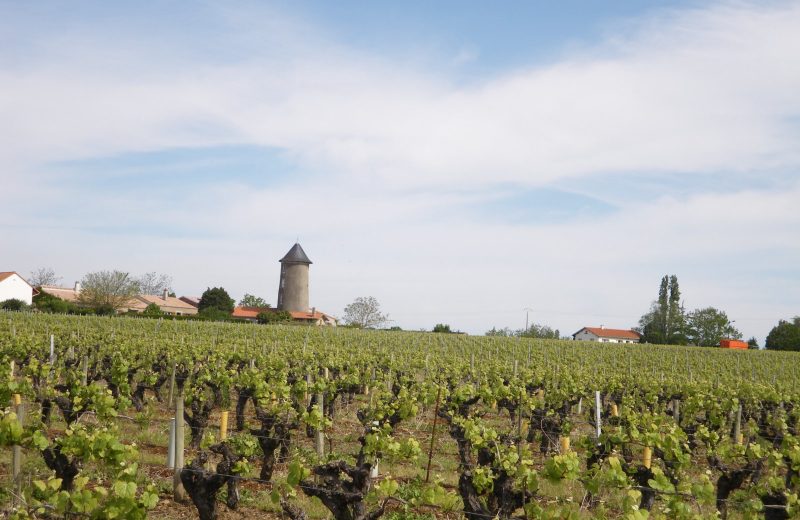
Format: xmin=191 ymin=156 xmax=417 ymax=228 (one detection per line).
xmin=277 ymin=262 xmax=309 ymax=312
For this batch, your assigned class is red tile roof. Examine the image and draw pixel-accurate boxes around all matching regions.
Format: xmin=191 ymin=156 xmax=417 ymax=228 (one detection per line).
xmin=232 ymin=307 xmax=335 ymax=322
xmin=0 ymin=272 xmax=32 ymax=287
xmin=578 ymin=327 xmax=641 ymax=340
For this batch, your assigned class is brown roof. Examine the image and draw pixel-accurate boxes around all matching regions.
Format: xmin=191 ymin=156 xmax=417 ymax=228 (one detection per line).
xmin=577 ymin=327 xmax=641 ymax=340
xmin=232 ymin=306 xmax=270 ymax=319
xmin=232 ymin=307 xmax=336 ymax=322
xmin=40 ymin=285 xmax=80 ymax=302
xmin=133 ymin=295 xmax=199 ymax=312
xmin=179 ymin=296 xmax=201 ymax=307
xmin=0 ymin=272 xmax=33 ymax=288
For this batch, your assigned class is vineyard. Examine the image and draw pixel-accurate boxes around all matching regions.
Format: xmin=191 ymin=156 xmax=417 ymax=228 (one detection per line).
xmin=1 ymin=311 xmax=799 ymax=519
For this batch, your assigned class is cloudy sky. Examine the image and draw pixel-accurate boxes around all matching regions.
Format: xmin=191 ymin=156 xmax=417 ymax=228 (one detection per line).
xmin=2 ymin=1 xmax=799 ymax=341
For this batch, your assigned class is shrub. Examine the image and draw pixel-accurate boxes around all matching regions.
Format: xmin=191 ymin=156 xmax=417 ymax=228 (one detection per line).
xmin=1 ymin=299 xmax=29 ymax=311
xmin=257 ymin=310 xmax=292 ymax=324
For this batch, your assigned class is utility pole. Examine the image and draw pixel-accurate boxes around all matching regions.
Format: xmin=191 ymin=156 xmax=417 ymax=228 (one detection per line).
xmin=523 ymin=308 xmax=533 ymax=332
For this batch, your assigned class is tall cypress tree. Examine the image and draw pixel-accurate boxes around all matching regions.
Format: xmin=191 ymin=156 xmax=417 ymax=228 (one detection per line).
xmin=667 ymin=275 xmax=687 ymax=344
xmin=639 ymin=275 xmax=686 ymax=344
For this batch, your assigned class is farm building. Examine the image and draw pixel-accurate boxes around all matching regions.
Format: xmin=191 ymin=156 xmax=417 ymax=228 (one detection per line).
xmin=127 ymin=290 xmax=198 ymax=316
xmin=232 ymin=306 xmax=337 ymax=326
xmin=38 ymin=282 xmax=82 ymax=303
xmin=0 ymin=272 xmax=36 ymax=305
xmin=572 ymin=326 xmax=641 ymax=343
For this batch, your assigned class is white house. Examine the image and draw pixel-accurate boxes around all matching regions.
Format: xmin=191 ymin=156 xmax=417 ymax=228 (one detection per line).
xmin=572 ymin=326 xmax=641 ymax=344
xmin=0 ymin=272 xmax=36 ymax=305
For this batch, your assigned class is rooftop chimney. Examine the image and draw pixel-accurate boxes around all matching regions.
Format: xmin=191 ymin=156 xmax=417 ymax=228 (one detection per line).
xmin=74 ymin=281 xmax=81 ymax=293
xmin=311 ymin=306 xmax=316 ymax=316
xmin=162 ymin=288 xmax=169 ymax=301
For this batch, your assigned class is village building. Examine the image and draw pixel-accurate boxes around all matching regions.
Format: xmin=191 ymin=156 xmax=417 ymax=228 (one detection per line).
xmin=232 ymin=305 xmax=337 ymax=326
xmin=127 ymin=290 xmax=198 ymax=316
xmin=572 ymin=326 xmax=641 ymax=343
xmin=0 ymin=272 xmax=36 ymax=305
xmin=39 ymin=282 xmax=81 ymax=303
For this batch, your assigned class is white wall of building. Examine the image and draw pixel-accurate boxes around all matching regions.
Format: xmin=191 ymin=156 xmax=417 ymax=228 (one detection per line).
xmin=573 ymin=329 xmax=636 ymax=343
xmin=0 ymin=273 xmax=33 ymax=305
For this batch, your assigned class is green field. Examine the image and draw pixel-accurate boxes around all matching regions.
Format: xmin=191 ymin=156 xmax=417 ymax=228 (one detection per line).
xmin=1 ymin=312 xmax=798 ymax=519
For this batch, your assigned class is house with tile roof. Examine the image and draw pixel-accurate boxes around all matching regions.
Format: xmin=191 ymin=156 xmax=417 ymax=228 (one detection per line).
xmin=572 ymin=326 xmax=641 ymax=344
xmin=0 ymin=272 xmax=36 ymax=305
xmin=127 ymin=290 xmax=198 ymax=316
xmin=39 ymin=282 xmax=82 ymax=303
xmin=232 ymin=306 xmax=337 ymax=326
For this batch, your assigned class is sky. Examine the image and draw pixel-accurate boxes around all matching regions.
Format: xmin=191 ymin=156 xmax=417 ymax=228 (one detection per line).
xmin=2 ymin=1 xmax=799 ymax=343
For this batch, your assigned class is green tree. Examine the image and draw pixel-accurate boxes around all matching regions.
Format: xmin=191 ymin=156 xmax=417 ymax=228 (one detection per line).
xmin=747 ymin=337 xmax=759 ymax=349
xmin=1 ymin=298 xmax=29 ymax=311
xmin=342 ymin=296 xmax=388 ymax=328
xmin=765 ymin=317 xmax=800 ymax=351
xmin=33 ymin=291 xmax=72 ymax=313
xmin=78 ymin=270 xmax=140 ymax=312
xmin=142 ymin=303 xmax=164 ymax=318
xmin=686 ymin=307 xmax=741 ymax=347
xmin=516 ymin=323 xmax=560 ymax=339
xmin=239 ymin=294 xmax=270 ymax=308
xmin=638 ymin=275 xmax=687 ymax=344
xmin=486 ymin=327 xmax=513 ymax=337
xmin=257 ymin=310 xmax=291 ymax=324
xmin=198 ymin=287 xmax=235 ymax=314
xmin=432 ymin=323 xmax=452 ymax=333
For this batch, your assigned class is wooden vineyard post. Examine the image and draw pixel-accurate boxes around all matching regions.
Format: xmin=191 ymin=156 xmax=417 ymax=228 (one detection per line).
xmin=173 ymin=392 xmax=186 ymax=502
xmin=167 ymin=363 xmax=176 ymax=407
xmin=315 ymin=370 xmax=326 ymax=459
xmin=305 ymin=373 xmax=312 ymax=407
xmin=673 ymin=399 xmax=680 ymax=425
xmin=425 ymin=385 xmax=442 ymax=483
xmin=734 ymin=403 xmax=743 ymax=445
xmin=577 ymin=397 xmax=582 ymax=415
xmin=167 ymin=418 xmax=176 ymax=469
xmin=594 ymin=391 xmax=602 ymax=440
xmin=470 ymin=352 xmax=474 ymax=375
xmin=513 ymin=359 xmax=518 ymax=378
xmin=50 ymin=334 xmax=55 ymax=364
xmin=11 ymin=394 xmax=23 ymax=501
xmin=220 ymin=411 xmax=229 ymax=440
xmin=516 ymin=398 xmax=523 ymax=464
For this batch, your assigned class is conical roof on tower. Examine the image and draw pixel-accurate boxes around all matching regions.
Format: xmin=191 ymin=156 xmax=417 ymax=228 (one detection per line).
xmin=279 ymin=243 xmax=312 ymax=264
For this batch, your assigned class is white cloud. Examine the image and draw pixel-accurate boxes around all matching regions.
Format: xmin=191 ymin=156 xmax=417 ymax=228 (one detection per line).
xmin=1 ymin=2 xmax=798 ymax=344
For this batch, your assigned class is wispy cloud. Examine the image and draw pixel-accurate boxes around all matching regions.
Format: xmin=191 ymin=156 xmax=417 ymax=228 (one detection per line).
xmin=1 ymin=1 xmax=798 ymax=341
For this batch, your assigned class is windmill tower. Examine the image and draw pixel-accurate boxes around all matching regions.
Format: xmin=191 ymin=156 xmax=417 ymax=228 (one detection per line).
xmin=277 ymin=243 xmax=312 ymax=312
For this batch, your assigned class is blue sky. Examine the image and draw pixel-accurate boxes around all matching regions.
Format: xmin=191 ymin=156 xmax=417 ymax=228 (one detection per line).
xmin=1 ymin=1 xmax=799 ymax=342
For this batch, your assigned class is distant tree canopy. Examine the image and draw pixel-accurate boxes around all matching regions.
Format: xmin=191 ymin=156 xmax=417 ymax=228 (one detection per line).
xmin=78 ymin=270 xmax=140 ymax=311
xmin=638 ymin=275 xmax=687 ymax=344
xmin=1 ymin=299 xmax=29 ymax=311
xmin=686 ymin=307 xmax=741 ymax=347
xmin=343 ymin=296 xmax=388 ymax=329
xmin=765 ymin=317 xmax=800 ymax=351
xmin=136 ymin=272 xmax=173 ymax=295
xmin=34 ymin=291 xmax=73 ymax=314
xmin=432 ymin=323 xmax=452 ymax=333
xmin=28 ymin=267 xmax=61 ymax=287
xmin=518 ymin=323 xmax=560 ymax=339
xmin=747 ymin=337 xmax=759 ymax=349
xmin=257 ymin=310 xmax=291 ymax=324
xmin=485 ymin=323 xmax=559 ymax=339
xmin=198 ymin=287 xmax=235 ymax=314
xmin=240 ymin=294 xmax=270 ymax=308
